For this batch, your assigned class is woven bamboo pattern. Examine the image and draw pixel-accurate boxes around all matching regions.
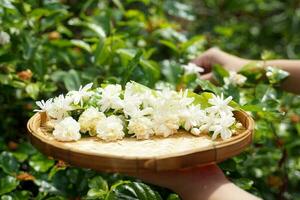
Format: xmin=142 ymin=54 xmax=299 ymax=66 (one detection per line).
xmin=27 ymin=111 xmax=254 ymax=173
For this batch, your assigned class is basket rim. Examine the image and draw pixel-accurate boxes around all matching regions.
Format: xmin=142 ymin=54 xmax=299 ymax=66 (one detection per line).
xmin=27 ymin=110 xmax=254 ymax=161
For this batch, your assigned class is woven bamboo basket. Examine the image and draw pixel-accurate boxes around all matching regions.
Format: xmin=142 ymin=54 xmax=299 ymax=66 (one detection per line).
xmin=27 ymin=110 xmax=254 ymax=173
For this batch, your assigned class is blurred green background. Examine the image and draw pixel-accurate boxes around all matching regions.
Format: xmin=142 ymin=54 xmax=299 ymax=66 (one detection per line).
xmin=0 ymin=0 xmax=300 ymax=199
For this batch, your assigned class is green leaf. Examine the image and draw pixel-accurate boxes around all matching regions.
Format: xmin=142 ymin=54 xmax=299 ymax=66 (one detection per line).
xmin=29 ymin=153 xmax=55 ymax=172
xmin=68 ymin=18 xmax=106 ymax=39
xmin=234 ymin=178 xmax=254 ymax=190
xmin=181 ymin=35 xmax=205 ymax=51
xmin=86 ymin=23 xmax=106 ymax=39
xmin=51 ymin=69 xmax=81 ymax=91
xmin=116 ymin=49 xmax=159 ymax=78
xmin=224 ymin=84 xmax=240 ymax=103
xmin=2 ymin=190 xmax=31 ymax=200
xmin=159 ymin=40 xmax=179 ymax=53
xmin=241 ymin=104 xmax=263 ymax=112
xmin=296 ymin=123 xmax=300 ymax=136
xmin=219 ymin=159 xmax=236 ymax=172
xmin=87 ymin=188 xmax=107 ymax=199
xmin=109 ymin=181 xmax=162 ymax=200
xmin=212 ymin=64 xmax=229 ymax=85
xmin=188 ymin=91 xmax=213 ymax=108
xmin=25 ymin=83 xmax=40 ymax=100
xmin=1 ymin=195 xmax=13 ymax=200
xmin=94 ymin=39 xmax=108 ymax=65
xmin=70 ymin=39 xmax=92 ymax=53
xmin=10 ymin=81 xmax=26 ymax=88
xmin=161 ymin=60 xmax=183 ymax=85
xmin=122 ymin=51 xmax=143 ymax=86
xmin=167 ymin=194 xmax=181 ymax=200
xmin=112 ymin=0 xmax=124 ymax=10
xmin=11 ymin=152 xmax=27 ymax=163
xmin=196 ymin=79 xmax=221 ymax=95
xmin=0 ymin=0 xmax=15 ymax=9
xmin=0 ymin=152 xmax=19 ymax=175
xmin=239 ymin=62 xmax=265 ymax=83
xmin=0 ymin=139 xmax=5 ymax=151
xmin=0 ymin=176 xmax=19 ymax=195
xmin=0 ymin=53 xmax=15 ymax=63
xmin=265 ymin=66 xmax=289 ymax=85
xmin=88 ymin=176 xmax=109 ymax=191
xmin=64 ymin=69 xmax=81 ymax=91
xmin=48 ymin=165 xmax=66 ymax=180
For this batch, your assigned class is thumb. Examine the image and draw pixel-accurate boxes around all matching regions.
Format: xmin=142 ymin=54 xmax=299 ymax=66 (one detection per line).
xmin=201 ymin=72 xmax=213 ymax=81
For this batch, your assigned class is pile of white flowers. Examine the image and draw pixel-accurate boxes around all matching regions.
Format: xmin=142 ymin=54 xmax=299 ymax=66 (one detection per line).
xmin=224 ymin=71 xmax=247 ymax=86
xmin=35 ymin=82 xmax=242 ymax=142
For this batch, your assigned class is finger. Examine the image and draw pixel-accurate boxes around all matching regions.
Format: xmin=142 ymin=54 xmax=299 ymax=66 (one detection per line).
xmin=192 ymin=56 xmax=212 ymax=73
xmin=201 ymin=72 xmax=213 ymax=81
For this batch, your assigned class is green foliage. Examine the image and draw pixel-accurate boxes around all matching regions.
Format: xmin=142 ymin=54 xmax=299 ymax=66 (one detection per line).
xmin=212 ymin=64 xmax=300 ymax=199
xmin=0 ymin=175 xmax=19 ymax=196
xmin=0 ymin=0 xmax=300 ymax=199
xmin=191 ymin=0 xmax=300 ymax=59
xmin=0 ymin=152 xmax=19 ymax=175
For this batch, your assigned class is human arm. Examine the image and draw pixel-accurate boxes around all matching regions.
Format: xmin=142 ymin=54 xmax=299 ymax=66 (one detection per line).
xmin=193 ymin=48 xmax=300 ymax=94
xmin=128 ymin=164 xmax=261 ymax=200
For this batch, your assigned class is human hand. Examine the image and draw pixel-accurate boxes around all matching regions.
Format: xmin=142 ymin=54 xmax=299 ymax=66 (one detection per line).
xmin=192 ymin=48 xmax=250 ymax=80
xmin=128 ymin=164 xmax=260 ymax=200
xmin=127 ymin=164 xmax=230 ymax=200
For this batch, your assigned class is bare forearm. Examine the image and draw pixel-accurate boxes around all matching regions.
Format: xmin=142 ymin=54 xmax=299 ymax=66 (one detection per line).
xmin=179 ymin=180 xmax=261 ymax=200
xmin=209 ymin=49 xmax=300 ymax=94
xmin=207 ymin=182 xmax=261 ymax=200
xmin=130 ymin=164 xmax=261 ymax=200
xmin=262 ymin=60 xmax=300 ymax=94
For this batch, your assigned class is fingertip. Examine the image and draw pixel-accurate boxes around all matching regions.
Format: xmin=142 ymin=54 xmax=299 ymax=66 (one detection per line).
xmin=201 ymin=72 xmax=213 ymax=81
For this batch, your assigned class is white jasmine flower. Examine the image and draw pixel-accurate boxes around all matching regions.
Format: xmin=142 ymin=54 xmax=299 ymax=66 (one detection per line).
xmin=123 ymin=82 xmax=154 ymax=117
xmin=124 ymin=82 xmax=141 ymax=96
xmin=139 ymin=89 xmax=157 ymax=108
xmin=152 ymin=114 xmax=180 ymax=137
xmin=180 ymin=105 xmax=206 ymax=131
xmin=34 ymin=98 xmax=53 ymax=113
xmin=124 ymin=82 xmax=154 ymax=103
xmin=137 ymin=39 xmax=146 ymax=47
xmin=177 ymin=89 xmax=195 ymax=108
xmin=224 ymin=71 xmax=247 ymax=86
xmin=181 ymin=63 xmax=204 ymax=75
xmin=209 ymin=115 xmax=235 ymax=140
xmin=53 ymin=117 xmax=81 ymax=141
xmin=96 ymin=115 xmax=125 ymax=141
xmin=198 ymin=113 xmax=217 ymax=132
xmin=191 ymin=127 xmax=201 ymax=136
xmin=67 ymin=83 xmax=94 ymax=106
xmin=266 ymin=71 xmax=272 ymax=77
xmin=123 ymin=103 xmax=153 ymax=119
xmin=98 ymin=84 xmax=123 ymax=112
xmin=35 ymin=82 xmax=238 ymax=141
xmin=78 ymin=107 xmax=106 ymax=135
xmin=122 ymin=91 xmax=142 ymax=118
xmin=128 ymin=117 xmax=154 ymax=139
xmin=235 ymin=122 xmax=243 ymax=129
xmin=122 ymin=93 xmax=153 ymax=118
xmin=155 ymin=81 xmax=175 ymax=91
xmin=155 ymin=89 xmax=193 ymax=113
xmin=0 ymin=31 xmax=10 ymax=45
xmin=149 ymin=89 xmax=193 ymax=137
xmin=206 ymin=93 xmax=234 ymax=116
xmin=47 ymin=94 xmax=74 ymax=120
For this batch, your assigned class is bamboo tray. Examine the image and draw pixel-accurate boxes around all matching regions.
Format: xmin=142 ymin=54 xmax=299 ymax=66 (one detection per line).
xmin=27 ymin=111 xmax=254 ymax=173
